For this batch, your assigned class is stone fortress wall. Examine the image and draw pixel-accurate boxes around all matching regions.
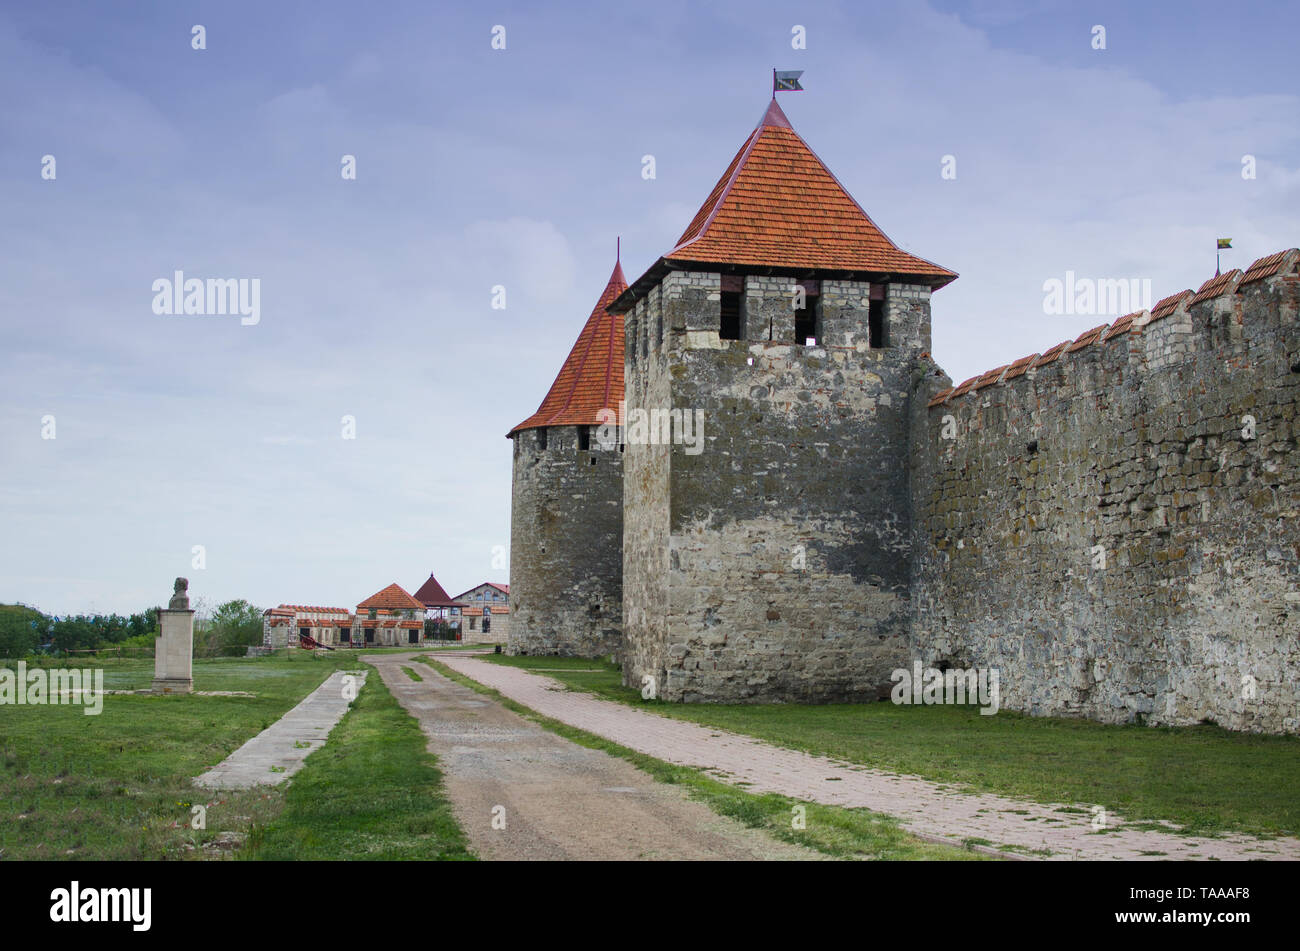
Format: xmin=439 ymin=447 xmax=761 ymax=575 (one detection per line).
xmin=912 ymin=251 xmax=1300 ymax=732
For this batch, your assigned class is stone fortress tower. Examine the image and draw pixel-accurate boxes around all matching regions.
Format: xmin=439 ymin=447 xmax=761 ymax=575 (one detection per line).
xmin=508 ymin=95 xmax=1300 ymax=733
xmin=506 ymin=260 xmax=628 ymax=656
xmin=610 ymin=98 xmax=956 ymax=703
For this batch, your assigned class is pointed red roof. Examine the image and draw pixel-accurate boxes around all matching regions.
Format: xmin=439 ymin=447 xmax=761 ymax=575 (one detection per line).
xmin=412 ymin=573 xmax=459 ymax=608
xmin=356 ymin=583 xmax=424 ymax=611
xmin=509 ymin=259 xmax=627 ymax=435
xmin=614 ymin=100 xmax=955 ymax=311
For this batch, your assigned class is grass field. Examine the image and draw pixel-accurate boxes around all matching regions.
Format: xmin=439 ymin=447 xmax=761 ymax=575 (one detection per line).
xmin=0 ymin=650 xmax=470 ymax=860
xmin=243 ymin=664 xmax=472 ymax=861
xmin=420 ymin=657 xmax=986 ymax=860
xmin=481 ymin=654 xmax=1300 ymax=839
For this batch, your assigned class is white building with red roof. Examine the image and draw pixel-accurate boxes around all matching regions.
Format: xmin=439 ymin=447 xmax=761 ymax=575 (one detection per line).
xmin=262 ymin=604 xmax=353 ymax=649
xmin=454 ymin=582 xmax=510 ymax=644
xmin=351 ymin=583 xmax=426 ymax=646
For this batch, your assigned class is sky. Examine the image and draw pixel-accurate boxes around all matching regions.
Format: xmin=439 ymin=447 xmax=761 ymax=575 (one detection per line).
xmin=1 ymin=0 xmax=1296 ymax=616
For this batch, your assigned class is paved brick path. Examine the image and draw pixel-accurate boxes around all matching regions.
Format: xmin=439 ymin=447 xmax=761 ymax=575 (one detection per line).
xmin=437 ymin=654 xmax=1300 ymax=861
xmin=194 ymin=670 xmax=365 ymax=789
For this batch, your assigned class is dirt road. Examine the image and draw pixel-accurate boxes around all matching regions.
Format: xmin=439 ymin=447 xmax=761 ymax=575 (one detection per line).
xmin=364 ymin=652 xmax=818 ymax=861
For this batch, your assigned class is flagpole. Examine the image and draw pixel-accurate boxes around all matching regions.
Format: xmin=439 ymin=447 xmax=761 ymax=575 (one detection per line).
xmin=772 ymin=68 xmax=776 ymax=99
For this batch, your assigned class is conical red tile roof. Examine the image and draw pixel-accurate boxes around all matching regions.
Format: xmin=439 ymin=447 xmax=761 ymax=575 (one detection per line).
xmin=509 ymin=260 xmax=627 ymax=435
xmin=412 ymin=573 xmax=459 ymax=608
xmin=356 ymin=582 xmax=424 ymax=611
xmin=614 ymin=99 xmax=956 ymax=310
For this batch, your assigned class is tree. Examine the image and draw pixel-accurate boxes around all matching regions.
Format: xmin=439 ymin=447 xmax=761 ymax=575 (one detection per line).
xmin=48 ymin=615 xmax=100 ymax=653
xmin=203 ymin=600 xmax=264 ymax=657
xmin=0 ymin=604 xmax=45 ymax=658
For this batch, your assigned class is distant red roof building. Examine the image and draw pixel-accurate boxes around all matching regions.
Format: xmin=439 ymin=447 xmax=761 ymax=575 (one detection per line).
xmin=412 ymin=573 xmax=459 ymax=608
xmin=356 ymin=583 xmax=424 ymax=612
xmin=509 ymin=260 xmax=628 ymax=435
xmin=614 ymin=99 xmax=956 ymax=310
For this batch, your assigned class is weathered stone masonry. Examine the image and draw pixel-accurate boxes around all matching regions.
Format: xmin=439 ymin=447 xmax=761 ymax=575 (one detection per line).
xmin=620 ymin=271 xmax=934 ymax=702
xmin=510 ymin=423 xmax=623 ymax=656
xmin=914 ymin=253 xmax=1300 ymax=732
xmin=507 ymin=261 xmax=627 ymax=658
xmin=511 ymin=95 xmax=1299 ymax=734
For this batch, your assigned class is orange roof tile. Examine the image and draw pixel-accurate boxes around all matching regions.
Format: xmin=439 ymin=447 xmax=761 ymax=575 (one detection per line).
xmin=614 ymin=100 xmax=956 ymax=310
xmin=1034 ymin=340 xmax=1073 ymax=368
xmin=1002 ymin=353 xmax=1040 ymax=381
xmin=1149 ymin=290 xmax=1193 ymax=321
xmin=510 ymin=260 xmax=627 ymax=435
xmin=927 ymin=387 xmax=954 ymax=408
xmin=1239 ymin=249 xmax=1298 ymax=286
xmin=1190 ymin=269 xmax=1243 ymax=306
xmin=973 ymin=365 xmax=1009 ymax=390
xmin=356 ymin=583 xmax=424 ymax=611
xmin=927 ymin=249 xmax=1299 ymax=416
xmin=1067 ymin=323 xmax=1110 ymax=352
xmin=949 ymin=375 xmax=980 ymax=398
xmin=1102 ymin=311 xmax=1142 ymax=340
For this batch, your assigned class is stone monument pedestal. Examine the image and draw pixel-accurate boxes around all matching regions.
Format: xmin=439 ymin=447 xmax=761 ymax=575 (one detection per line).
xmin=153 ymin=577 xmax=195 ymax=694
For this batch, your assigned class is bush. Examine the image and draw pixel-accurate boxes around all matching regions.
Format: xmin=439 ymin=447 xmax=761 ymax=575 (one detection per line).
xmin=200 ymin=599 xmax=264 ymax=657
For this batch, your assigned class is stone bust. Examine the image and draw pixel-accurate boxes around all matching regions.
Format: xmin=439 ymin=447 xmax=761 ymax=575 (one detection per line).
xmin=169 ymin=577 xmax=190 ymax=610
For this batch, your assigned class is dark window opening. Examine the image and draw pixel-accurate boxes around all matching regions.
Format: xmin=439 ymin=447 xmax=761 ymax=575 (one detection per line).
xmin=656 ymin=315 xmax=663 ymax=347
xmin=577 ymin=426 xmax=590 ymax=451
xmin=364 ymin=627 xmax=375 ymax=644
xmin=720 ymin=291 xmax=742 ymax=340
xmin=795 ymin=295 xmax=820 ymax=345
xmin=1027 ymin=440 xmax=1039 ymax=455
xmin=868 ymin=299 xmax=886 ymax=348
xmin=537 ymin=427 xmax=547 ymax=450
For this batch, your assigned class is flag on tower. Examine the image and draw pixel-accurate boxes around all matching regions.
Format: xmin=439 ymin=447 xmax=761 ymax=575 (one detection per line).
xmin=773 ymin=70 xmax=804 ymax=93
xmin=1216 ymin=238 xmax=1232 ymax=275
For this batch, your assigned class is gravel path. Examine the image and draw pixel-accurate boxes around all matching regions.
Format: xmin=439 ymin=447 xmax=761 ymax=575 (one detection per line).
xmin=436 ymin=654 xmax=1300 ymax=861
xmin=366 ymin=653 xmax=819 ymax=861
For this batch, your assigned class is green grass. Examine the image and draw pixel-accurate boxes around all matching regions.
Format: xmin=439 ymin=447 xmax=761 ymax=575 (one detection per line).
xmin=419 ymin=657 xmax=985 ymax=860
xmin=481 ymin=654 xmax=1300 ymax=840
xmin=243 ymin=666 xmax=472 ymax=861
xmin=0 ymin=649 xmax=473 ymax=860
xmin=0 ymin=652 xmax=365 ymax=859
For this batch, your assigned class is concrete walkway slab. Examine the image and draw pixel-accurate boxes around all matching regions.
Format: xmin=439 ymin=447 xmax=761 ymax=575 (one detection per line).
xmin=194 ymin=670 xmax=365 ymax=790
xmin=437 ymin=654 xmax=1300 ymax=862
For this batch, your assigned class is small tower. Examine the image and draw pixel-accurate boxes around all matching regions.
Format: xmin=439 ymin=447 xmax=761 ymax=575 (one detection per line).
xmin=507 ymin=259 xmax=628 ymax=656
xmin=609 ymin=99 xmax=956 ymax=702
